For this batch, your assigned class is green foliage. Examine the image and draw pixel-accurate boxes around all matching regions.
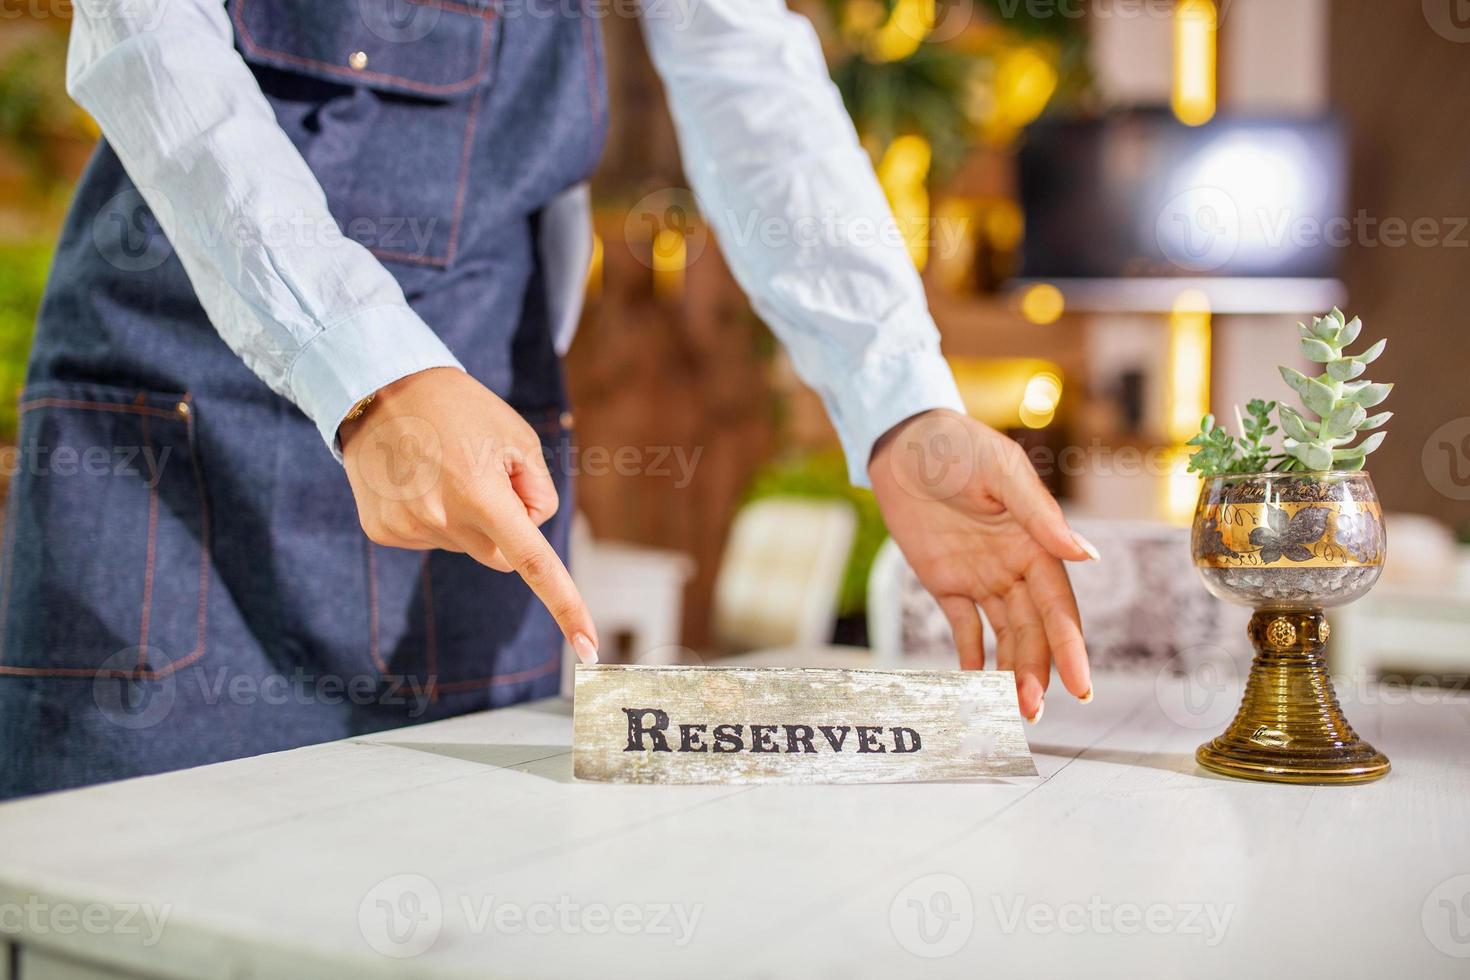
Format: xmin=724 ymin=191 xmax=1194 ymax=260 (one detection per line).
xmin=819 ymin=0 xmax=1092 ymax=180
xmin=1187 ymin=309 xmax=1392 ymax=477
xmin=0 ymin=243 xmax=51 ymax=442
xmin=745 ymin=450 xmax=883 ymax=618
xmin=1185 ymin=399 xmax=1277 ymax=476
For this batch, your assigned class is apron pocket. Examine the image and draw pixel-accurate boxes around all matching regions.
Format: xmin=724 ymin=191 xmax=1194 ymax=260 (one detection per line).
xmin=0 ymin=383 xmax=210 ymax=679
xmin=229 ymin=0 xmax=499 ymax=266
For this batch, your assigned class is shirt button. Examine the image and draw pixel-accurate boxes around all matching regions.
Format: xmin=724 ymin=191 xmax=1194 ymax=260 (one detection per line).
xmin=559 ymin=411 xmax=575 ymax=430
xmin=348 ymin=51 xmax=368 ymax=70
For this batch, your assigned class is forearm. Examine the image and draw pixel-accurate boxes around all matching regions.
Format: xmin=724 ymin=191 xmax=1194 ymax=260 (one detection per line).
xmin=641 ymin=0 xmax=965 ymax=486
xmin=67 ymin=0 xmax=462 ymax=453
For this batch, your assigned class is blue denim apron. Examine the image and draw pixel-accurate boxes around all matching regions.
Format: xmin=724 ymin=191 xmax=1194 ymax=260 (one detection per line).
xmin=0 ymin=0 xmax=607 ymax=797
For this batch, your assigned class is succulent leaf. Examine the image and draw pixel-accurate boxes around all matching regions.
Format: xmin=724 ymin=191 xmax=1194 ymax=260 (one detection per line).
xmin=1301 ymin=376 xmax=1337 ymax=416
xmin=1290 ymin=442 xmax=1333 ymax=471
xmin=1358 ymin=411 xmax=1393 ymax=431
xmin=1279 ymin=366 xmax=1310 ymax=396
xmin=1300 ymin=338 xmax=1336 ymax=362
xmin=1348 ymin=382 xmax=1393 ymax=408
xmin=1327 ymin=358 xmax=1366 ymax=381
xmin=1325 ymin=403 xmax=1367 ymax=439
xmin=1279 ymin=406 xmax=1314 ymax=442
xmin=1338 ymin=316 xmax=1362 ymax=346
xmin=1356 ymin=338 xmax=1387 ymax=364
xmin=1355 ymin=431 xmax=1387 ymax=455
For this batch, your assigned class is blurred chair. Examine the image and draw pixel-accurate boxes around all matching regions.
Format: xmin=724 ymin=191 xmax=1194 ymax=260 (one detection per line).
xmin=569 ymin=513 xmax=695 ymax=669
xmin=711 ymin=497 xmax=857 ymax=652
xmin=868 ymin=519 xmax=1249 ymax=672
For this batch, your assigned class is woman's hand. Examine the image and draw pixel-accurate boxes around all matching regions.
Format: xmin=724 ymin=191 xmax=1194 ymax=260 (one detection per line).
xmin=868 ymin=409 xmax=1097 ymax=722
xmin=340 ymin=367 xmax=598 ymax=664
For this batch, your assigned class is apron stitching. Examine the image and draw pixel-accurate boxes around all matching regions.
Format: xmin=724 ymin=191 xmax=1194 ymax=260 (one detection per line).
xmin=232 ymin=0 xmax=496 ymax=97
xmin=420 ymin=555 xmax=439 ymax=702
xmin=0 ymin=396 xmax=210 ymax=680
xmin=17 ymin=398 xmax=187 ymax=421
xmin=0 ymin=449 xmax=24 ymax=666
xmin=137 ymin=403 xmax=160 ymax=664
xmin=366 ymin=540 xmax=387 ymax=673
xmin=443 ymin=63 xmax=488 ymax=266
xmin=432 ymin=647 xmax=560 ymax=693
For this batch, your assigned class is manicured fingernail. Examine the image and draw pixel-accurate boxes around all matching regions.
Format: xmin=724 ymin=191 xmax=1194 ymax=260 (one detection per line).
xmin=1072 ymin=531 xmax=1101 ymax=561
xmin=573 ymin=633 xmax=598 ymax=665
xmin=1026 ymin=699 xmax=1045 ymax=725
xmin=1078 ymin=688 xmax=1094 ymax=704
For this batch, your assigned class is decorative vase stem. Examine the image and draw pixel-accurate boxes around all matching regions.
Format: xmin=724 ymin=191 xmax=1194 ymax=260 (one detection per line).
xmin=1196 ymin=610 xmax=1390 ymax=784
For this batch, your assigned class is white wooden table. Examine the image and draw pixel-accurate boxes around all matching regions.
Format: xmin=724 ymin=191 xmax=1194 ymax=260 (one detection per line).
xmin=2 ymin=655 xmax=1469 ymax=979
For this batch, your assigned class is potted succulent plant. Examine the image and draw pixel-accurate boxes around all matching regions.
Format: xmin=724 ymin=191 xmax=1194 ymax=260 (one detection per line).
xmin=1185 ymin=309 xmax=1392 ymax=784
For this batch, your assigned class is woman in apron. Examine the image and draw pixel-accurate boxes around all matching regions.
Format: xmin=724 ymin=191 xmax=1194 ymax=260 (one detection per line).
xmin=0 ymin=0 xmax=1097 ymax=799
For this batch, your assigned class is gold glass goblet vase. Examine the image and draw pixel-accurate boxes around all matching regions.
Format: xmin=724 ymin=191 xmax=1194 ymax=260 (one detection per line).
xmin=1191 ymin=470 xmax=1390 ymax=784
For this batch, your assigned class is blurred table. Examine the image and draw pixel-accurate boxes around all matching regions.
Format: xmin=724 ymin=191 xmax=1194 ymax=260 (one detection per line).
xmin=2 ymin=666 xmax=1468 ymax=979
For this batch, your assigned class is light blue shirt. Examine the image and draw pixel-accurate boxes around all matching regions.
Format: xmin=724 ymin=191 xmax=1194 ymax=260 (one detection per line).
xmin=66 ymin=0 xmax=964 ymax=486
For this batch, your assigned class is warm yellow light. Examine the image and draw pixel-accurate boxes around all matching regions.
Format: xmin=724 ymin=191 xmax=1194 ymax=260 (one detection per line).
xmin=1164 ymin=446 xmax=1202 ymax=526
xmin=585 ymin=232 xmax=604 ymax=297
xmin=1166 ymin=288 xmax=1212 ymax=444
xmin=1173 ymin=0 xmax=1217 ymax=127
xmin=865 ymin=0 xmax=935 ymax=63
xmin=995 ymin=45 xmax=1059 ymax=131
xmin=651 ymin=227 xmax=685 ymax=297
xmin=877 ymin=135 xmax=932 ymax=271
xmin=948 ymin=357 xmax=1063 ymax=431
xmin=1019 ymin=283 xmax=1065 ymax=325
xmin=1019 ymin=371 xmax=1063 ymax=429
xmin=984 ymin=200 xmax=1024 ymax=252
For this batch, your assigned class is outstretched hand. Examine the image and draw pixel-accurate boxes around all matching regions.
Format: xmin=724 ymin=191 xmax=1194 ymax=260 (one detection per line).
xmin=869 ymin=410 xmax=1097 ymax=722
xmin=340 ymin=367 xmax=599 ymax=664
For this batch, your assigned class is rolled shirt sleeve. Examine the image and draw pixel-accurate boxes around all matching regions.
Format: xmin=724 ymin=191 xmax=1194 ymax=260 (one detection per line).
xmin=66 ymin=0 xmax=464 ymax=457
xmin=640 ymin=0 xmax=966 ymax=486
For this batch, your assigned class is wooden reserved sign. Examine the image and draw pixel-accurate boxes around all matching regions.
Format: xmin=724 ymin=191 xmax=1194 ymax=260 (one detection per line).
xmin=572 ymin=665 xmax=1037 ymax=784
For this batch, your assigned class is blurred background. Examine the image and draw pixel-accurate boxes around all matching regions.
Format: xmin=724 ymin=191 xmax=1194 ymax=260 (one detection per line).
xmin=2 ymin=0 xmax=1467 ymax=680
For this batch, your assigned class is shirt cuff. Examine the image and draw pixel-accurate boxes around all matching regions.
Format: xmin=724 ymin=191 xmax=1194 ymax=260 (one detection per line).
xmin=828 ymin=343 xmax=967 ymax=488
xmin=286 ymin=305 xmax=465 ymax=460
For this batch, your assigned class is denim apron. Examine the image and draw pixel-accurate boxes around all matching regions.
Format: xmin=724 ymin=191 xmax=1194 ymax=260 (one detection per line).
xmin=0 ymin=0 xmax=607 ymax=797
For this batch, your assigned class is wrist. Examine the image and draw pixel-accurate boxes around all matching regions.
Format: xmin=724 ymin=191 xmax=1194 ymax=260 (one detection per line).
xmin=867 ymin=408 xmax=965 ymax=472
xmin=337 ymin=367 xmax=462 ymax=452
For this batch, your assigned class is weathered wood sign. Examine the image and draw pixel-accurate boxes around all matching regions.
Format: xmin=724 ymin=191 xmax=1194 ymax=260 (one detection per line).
xmin=572 ymin=665 xmax=1037 ymax=784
